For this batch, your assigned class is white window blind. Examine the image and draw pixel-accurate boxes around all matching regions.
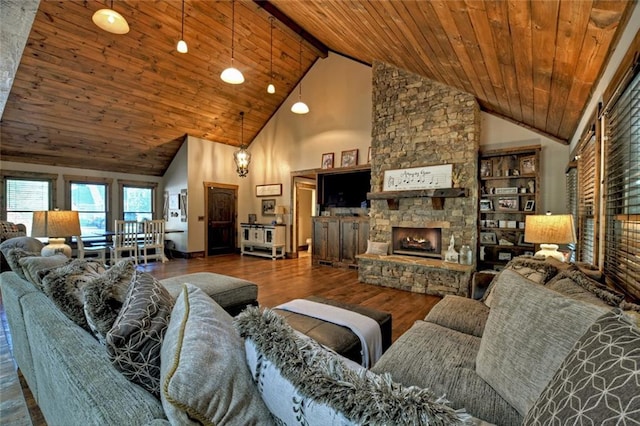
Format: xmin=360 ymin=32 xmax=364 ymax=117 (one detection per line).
xmin=577 ymin=136 xmax=597 ymax=264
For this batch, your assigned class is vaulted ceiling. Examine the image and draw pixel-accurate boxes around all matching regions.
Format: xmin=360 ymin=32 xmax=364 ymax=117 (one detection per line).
xmin=0 ymin=0 xmax=635 ymax=176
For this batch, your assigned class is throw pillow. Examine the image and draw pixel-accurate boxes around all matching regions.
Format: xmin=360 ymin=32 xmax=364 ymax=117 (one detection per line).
xmin=235 ymin=306 xmax=471 ymax=425
xmin=41 ymin=259 xmax=106 ymax=329
xmin=524 ymin=309 xmax=640 ymax=425
xmin=545 ymin=269 xmax=625 ymax=307
xmin=18 ymin=254 xmax=68 ymax=289
xmin=365 ymin=240 xmax=389 ymax=256
xmin=481 ymin=255 xmax=558 ymax=307
xmin=0 ymin=236 xmax=44 ymax=263
xmin=106 ymin=270 xmax=174 ymax=397
xmin=160 ymin=284 xmax=272 ymax=425
xmin=475 ymin=269 xmax=610 ymax=417
xmin=83 ymin=260 xmax=136 ymax=344
xmin=2 ymin=248 xmax=41 ymax=280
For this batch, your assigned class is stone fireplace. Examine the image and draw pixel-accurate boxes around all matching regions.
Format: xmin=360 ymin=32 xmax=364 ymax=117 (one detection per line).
xmin=392 ymin=226 xmax=442 ymax=259
xmin=357 ymin=61 xmax=480 ymax=297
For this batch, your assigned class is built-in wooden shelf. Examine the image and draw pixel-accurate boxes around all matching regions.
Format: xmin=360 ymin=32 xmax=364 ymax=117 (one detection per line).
xmin=366 ymin=188 xmax=468 ymax=210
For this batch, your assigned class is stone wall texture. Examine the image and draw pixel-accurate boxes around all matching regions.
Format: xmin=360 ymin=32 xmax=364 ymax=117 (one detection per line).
xmin=363 ymin=61 xmax=480 ymax=296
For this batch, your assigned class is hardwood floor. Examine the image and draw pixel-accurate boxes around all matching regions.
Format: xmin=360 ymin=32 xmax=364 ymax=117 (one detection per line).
xmin=2 ymin=253 xmax=442 ymax=425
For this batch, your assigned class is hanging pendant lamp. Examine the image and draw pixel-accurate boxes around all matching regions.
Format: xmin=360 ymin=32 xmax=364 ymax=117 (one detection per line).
xmin=233 ymin=112 xmax=251 ymax=177
xmin=267 ymin=17 xmax=275 ymax=94
xmin=92 ymin=0 xmax=130 ymax=35
xmin=291 ymin=38 xmax=309 ymax=114
xmin=177 ymin=0 xmax=188 ymax=53
xmin=221 ymin=0 xmax=244 ymax=84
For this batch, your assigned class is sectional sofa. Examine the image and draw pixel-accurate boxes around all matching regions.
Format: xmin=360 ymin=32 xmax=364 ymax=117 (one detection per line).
xmin=1 ymin=245 xmax=638 ymax=425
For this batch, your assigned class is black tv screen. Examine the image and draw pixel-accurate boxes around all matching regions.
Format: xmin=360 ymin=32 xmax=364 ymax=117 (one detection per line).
xmin=321 ymin=170 xmax=371 ymax=208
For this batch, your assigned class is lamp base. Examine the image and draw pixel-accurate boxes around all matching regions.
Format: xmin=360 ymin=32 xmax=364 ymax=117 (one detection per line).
xmin=534 ymin=243 xmax=565 ymax=262
xmin=41 ymin=238 xmax=72 ymax=258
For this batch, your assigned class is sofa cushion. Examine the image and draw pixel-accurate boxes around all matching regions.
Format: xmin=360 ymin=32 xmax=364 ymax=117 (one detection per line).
xmin=482 ymin=255 xmax=558 ymax=307
xmin=424 ymin=295 xmax=489 ymax=337
xmin=41 ymin=259 xmax=106 ymax=329
xmin=106 ymin=270 xmax=174 ymax=397
xmin=0 ymin=236 xmax=43 ymax=259
xmin=83 ymin=260 xmax=136 ymax=344
xmin=18 ymin=254 xmax=68 ymax=289
xmin=236 ymin=307 xmax=470 ymax=425
xmin=160 ymin=284 xmax=272 ymax=425
xmin=372 ymin=320 xmax=521 ymax=425
xmin=476 ymin=269 xmax=610 ymax=417
xmin=545 ymin=269 xmax=626 ymax=307
xmin=1 ymin=248 xmax=41 ymax=280
xmin=524 ymin=309 xmax=640 ymax=425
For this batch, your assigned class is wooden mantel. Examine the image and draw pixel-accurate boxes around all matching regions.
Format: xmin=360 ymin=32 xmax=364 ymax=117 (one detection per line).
xmin=367 ymin=188 xmax=468 ymax=210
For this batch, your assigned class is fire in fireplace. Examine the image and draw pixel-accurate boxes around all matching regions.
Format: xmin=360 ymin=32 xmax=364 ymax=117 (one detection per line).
xmin=392 ymin=227 xmax=442 ymax=259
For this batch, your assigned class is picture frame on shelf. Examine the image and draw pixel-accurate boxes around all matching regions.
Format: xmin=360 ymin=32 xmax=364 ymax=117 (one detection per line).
xmin=480 ymin=159 xmax=492 ymax=177
xmin=480 ymin=231 xmax=497 ymax=244
xmin=321 ymin=152 xmax=334 ymax=169
xmin=520 ymin=155 xmax=536 ymax=175
xmin=256 ymin=184 xmax=282 ymax=197
xmin=524 ymin=200 xmax=535 ymax=211
xmin=518 ymin=234 xmax=534 ymax=247
xmin=248 ymin=214 xmax=257 ymax=224
xmin=498 ymin=252 xmax=513 ymax=261
xmin=497 ymin=196 xmax=519 ymax=211
xmin=480 ymin=199 xmax=494 ymax=211
xmin=495 ymin=187 xmax=519 ymax=195
xmin=341 ymin=149 xmax=358 ymax=167
xmin=261 ymin=199 xmax=276 ymax=216
xmin=486 ymin=219 xmax=498 ymax=228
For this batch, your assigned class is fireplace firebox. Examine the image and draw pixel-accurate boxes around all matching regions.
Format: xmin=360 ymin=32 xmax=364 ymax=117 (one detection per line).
xmin=392 ymin=227 xmax=442 ymax=259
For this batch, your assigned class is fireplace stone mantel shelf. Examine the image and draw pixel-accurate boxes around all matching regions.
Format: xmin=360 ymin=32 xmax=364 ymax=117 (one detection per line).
xmin=366 ymin=188 xmax=468 ymax=210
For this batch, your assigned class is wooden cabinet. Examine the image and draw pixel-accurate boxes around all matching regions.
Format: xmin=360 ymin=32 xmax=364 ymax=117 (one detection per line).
xmin=312 ymin=216 xmax=369 ymax=267
xmin=240 ymin=223 xmax=285 ymax=260
xmin=478 ymin=146 xmax=541 ymax=270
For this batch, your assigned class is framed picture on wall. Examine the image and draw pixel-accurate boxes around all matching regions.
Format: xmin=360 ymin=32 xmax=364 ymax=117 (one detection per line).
xmin=341 ymin=149 xmax=358 ymax=167
xmin=256 ymin=184 xmax=282 ymax=197
xmin=262 ymin=199 xmax=276 ymax=216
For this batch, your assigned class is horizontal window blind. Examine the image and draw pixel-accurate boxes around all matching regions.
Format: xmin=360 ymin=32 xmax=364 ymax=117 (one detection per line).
xmin=604 ymin=70 xmax=640 ymax=298
xmin=577 ymin=136 xmax=597 ymax=264
xmin=566 ymin=167 xmax=578 ymax=263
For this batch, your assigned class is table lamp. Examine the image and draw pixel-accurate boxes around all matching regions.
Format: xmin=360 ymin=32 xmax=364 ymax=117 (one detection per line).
xmin=275 ymin=206 xmax=285 ymax=224
xmin=524 ymin=213 xmax=576 ymax=262
xmin=32 ymin=210 xmax=81 ymax=257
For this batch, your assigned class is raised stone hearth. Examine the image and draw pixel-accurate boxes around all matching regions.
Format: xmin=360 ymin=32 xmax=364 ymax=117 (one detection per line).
xmin=360 ymin=62 xmax=479 ymax=297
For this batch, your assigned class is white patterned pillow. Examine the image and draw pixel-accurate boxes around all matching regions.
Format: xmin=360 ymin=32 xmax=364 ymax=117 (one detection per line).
xmin=524 ymin=309 xmax=640 ymax=424
xmin=365 ymin=240 xmax=389 ymax=255
xmin=106 ymin=271 xmax=174 ymax=397
xmin=235 ymin=307 xmax=471 ymax=425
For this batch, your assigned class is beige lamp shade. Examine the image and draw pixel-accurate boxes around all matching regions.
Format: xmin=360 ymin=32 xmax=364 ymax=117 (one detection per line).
xmin=32 ymin=210 xmax=81 ymax=257
xmin=525 ymin=214 xmax=576 ymax=262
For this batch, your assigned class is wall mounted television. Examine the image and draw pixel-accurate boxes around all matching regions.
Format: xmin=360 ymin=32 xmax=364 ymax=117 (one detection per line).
xmin=318 ymin=168 xmax=371 ymax=209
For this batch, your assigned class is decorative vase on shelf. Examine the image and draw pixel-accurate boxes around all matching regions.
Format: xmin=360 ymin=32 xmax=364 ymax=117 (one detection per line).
xmin=444 ymin=235 xmax=459 ymax=263
xmin=459 ymin=244 xmax=472 ymax=265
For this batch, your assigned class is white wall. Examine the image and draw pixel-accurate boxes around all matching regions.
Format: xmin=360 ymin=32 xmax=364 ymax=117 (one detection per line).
xmin=480 ymin=114 xmax=570 ymax=214
xmin=162 ymin=142 xmax=188 ymax=251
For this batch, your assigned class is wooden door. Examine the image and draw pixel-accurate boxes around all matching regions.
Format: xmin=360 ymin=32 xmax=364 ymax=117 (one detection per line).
xmin=206 ymin=185 xmax=237 ymax=256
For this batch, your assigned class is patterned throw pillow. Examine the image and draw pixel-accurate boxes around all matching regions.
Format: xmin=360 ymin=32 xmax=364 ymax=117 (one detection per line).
xmin=1 ymin=247 xmax=42 ymax=280
xmin=160 ymin=284 xmax=272 ymax=425
xmin=545 ymin=269 xmax=625 ymax=307
xmin=41 ymin=259 xmax=106 ymax=329
xmin=83 ymin=260 xmax=136 ymax=344
xmin=18 ymin=254 xmax=69 ymax=289
xmin=524 ymin=309 xmax=640 ymax=425
xmin=365 ymin=240 xmax=389 ymax=256
xmin=106 ymin=271 xmax=174 ymax=397
xmin=235 ymin=307 xmax=470 ymax=425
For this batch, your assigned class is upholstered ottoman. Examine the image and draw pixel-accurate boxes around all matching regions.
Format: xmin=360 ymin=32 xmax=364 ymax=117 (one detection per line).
xmin=274 ymin=296 xmax=392 ymax=365
xmin=160 ymin=272 xmax=258 ymax=316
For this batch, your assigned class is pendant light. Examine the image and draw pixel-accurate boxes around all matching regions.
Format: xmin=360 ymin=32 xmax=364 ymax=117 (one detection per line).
xmin=220 ymin=0 xmax=244 ymax=84
xmin=177 ymin=0 xmax=188 ymax=53
xmin=233 ymin=112 xmax=251 ymax=177
xmin=267 ymin=17 xmax=275 ymax=94
xmin=92 ymin=0 xmax=130 ymax=35
xmin=291 ymin=38 xmax=309 ymax=114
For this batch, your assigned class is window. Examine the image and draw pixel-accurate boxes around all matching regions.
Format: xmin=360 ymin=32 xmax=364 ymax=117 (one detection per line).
xmin=65 ymin=176 xmax=112 ymax=237
xmin=603 ymin=70 xmax=640 ymax=298
xmin=576 ymin=134 xmax=598 ymax=264
xmin=3 ymin=177 xmax=53 ymax=236
xmin=120 ymin=181 xmax=157 ymax=222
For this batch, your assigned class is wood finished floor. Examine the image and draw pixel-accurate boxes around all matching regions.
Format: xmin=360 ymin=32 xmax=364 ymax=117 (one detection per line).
xmin=1 ymin=252 xmax=442 ymax=425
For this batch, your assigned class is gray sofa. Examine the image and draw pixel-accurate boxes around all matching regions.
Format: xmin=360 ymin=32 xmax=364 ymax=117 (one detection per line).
xmin=1 ymin=254 xmax=638 ymax=425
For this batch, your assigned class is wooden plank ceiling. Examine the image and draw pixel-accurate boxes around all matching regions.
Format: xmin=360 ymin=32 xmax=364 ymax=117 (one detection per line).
xmin=0 ymin=0 xmax=634 ymax=176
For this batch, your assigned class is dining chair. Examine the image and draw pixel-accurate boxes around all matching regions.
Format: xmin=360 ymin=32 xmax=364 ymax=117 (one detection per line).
xmin=76 ymin=235 xmax=107 ymax=264
xmin=110 ymin=220 xmax=139 ymax=265
xmin=139 ymin=219 xmax=166 ymax=264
